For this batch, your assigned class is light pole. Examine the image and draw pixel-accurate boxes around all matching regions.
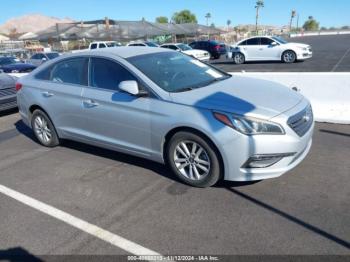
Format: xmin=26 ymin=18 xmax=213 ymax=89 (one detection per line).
xmin=205 ymin=13 xmax=211 ymax=26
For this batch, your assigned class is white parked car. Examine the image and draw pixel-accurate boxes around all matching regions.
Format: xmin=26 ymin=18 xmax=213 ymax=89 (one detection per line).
xmin=71 ymin=41 xmax=122 ymax=53
xmin=160 ymin=43 xmax=210 ymax=61
xmin=228 ymin=36 xmax=312 ymax=64
xmin=127 ymin=41 xmax=159 ymax=47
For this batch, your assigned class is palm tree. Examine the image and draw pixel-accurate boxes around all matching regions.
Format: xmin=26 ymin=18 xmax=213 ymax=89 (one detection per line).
xmin=227 ymin=19 xmax=232 ymax=30
xmin=289 ymin=10 xmax=297 ymax=32
xmin=255 ymin=0 xmax=264 ymax=34
xmin=205 ymin=13 xmax=211 ymax=26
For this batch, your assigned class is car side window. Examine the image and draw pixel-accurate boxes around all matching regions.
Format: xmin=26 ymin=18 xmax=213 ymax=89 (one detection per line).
xmin=99 ymin=43 xmax=106 ymax=48
xmin=246 ymin=38 xmax=260 ymax=45
xmin=238 ymin=40 xmax=247 ymax=46
xmin=260 ymin=38 xmax=274 ymax=45
xmin=89 ymin=58 xmax=137 ymax=91
xmin=168 ymin=45 xmax=178 ymax=50
xmin=31 ymin=54 xmax=39 ymax=59
xmin=90 ymin=44 xmax=97 ymax=49
xmin=49 ymin=58 xmax=88 ymax=85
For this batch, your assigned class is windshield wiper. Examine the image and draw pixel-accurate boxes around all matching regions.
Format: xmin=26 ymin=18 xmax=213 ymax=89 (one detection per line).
xmin=173 ymin=75 xmax=231 ymax=93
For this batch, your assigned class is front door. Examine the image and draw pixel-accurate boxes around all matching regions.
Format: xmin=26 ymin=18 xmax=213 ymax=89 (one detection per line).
xmin=81 ymin=57 xmax=156 ymax=156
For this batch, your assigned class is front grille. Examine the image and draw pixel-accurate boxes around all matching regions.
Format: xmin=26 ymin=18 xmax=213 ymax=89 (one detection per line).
xmin=0 ymin=87 xmax=16 ymax=97
xmin=288 ymin=105 xmax=313 ymax=137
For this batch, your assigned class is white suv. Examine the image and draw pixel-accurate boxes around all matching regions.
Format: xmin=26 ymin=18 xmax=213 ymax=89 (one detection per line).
xmin=228 ymin=36 xmax=312 ymax=64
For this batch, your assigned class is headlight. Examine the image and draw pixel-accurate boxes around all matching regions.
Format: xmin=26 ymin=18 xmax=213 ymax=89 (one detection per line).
xmin=213 ymin=112 xmax=285 ymax=135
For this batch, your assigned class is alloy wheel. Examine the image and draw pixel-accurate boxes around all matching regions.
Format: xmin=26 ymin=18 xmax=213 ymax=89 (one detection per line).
xmin=33 ymin=115 xmax=52 ymax=143
xmin=173 ymin=140 xmax=211 ymax=181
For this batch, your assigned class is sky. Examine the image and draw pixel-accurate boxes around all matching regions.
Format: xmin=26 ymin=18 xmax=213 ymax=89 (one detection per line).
xmin=2 ymin=0 xmax=350 ymax=28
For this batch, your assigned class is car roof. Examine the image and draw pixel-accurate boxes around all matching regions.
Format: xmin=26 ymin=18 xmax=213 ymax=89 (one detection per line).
xmin=69 ymin=46 xmax=169 ymax=59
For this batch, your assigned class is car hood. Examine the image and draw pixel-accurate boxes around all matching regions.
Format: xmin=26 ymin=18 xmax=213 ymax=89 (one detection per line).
xmin=169 ymin=76 xmax=304 ymax=119
xmin=284 ymin=42 xmax=310 ymax=49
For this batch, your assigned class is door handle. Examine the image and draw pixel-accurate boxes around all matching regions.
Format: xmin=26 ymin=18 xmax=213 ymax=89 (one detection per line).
xmin=83 ymin=99 xmax=99 ymax=107
xmin=41 ymin=91 xmax=54 ymax=97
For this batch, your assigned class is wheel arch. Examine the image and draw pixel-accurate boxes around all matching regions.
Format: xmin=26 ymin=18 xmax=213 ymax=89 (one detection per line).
xmin=163 ymin=126 xmax=225 ymax=178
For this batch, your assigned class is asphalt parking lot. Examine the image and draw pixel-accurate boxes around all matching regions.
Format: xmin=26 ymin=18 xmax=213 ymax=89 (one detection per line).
xmin=0 ymin=109 xmax=349 ymax=259
xmin=210 ymin=34 xmax=350 ymax=72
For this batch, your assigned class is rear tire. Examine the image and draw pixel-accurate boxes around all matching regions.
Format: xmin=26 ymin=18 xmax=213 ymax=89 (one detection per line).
xmin=233 ymin=52 xmax=245 ymax=64
xmin=31 ymin=109 xmax=59 ymax=147
xmin=282 ymin=50 xmax=296 ymax=63
xmin=166 ymin=131 xmax=222 ymax=188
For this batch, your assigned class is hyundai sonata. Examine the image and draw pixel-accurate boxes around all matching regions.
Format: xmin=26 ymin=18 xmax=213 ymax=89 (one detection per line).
xmin=16 ymin=47 xmax=314 ymax=187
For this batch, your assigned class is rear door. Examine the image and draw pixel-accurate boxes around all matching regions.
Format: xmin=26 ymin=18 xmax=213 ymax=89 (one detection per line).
xmin=243 ymin=38 xmax=261 ymax=60
xmin=81 ymin=57 xmax=155 ymax=156
xmin=33 ymin=57 xmax=88 ymax=137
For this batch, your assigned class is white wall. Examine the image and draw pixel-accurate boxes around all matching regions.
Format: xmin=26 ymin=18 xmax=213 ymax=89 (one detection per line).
xmin=231 ymin=72 xmax=350 ymax=124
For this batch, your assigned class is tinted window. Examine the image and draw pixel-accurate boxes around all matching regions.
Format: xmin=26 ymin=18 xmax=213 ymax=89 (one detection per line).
xmin=260 ymin=38 xmax=274 ymax=45
xmin=50 ymin=58 xmax=88 ymax=85
xmin=89 ymin=58 xmax=136 ymax=91
xmin=0 ymin=57 xmax=16 ymax=65
xmin=37 ymin=54 xmax=45 ymax=59
xmin=246 ymin=38 xmax=260 ymax=45
xmin=167 ymin=45 xmax=178 ymax=50
xmin=238 ymin=40 xmax=247 ymax=46
xmin=46 ymin=53 xmax=59 ymax=59
xmin=31 ymin=54 xmax=39 ymax=59
xmin=90 ymin=44 xmax=97 ymax=49
xmin=99 ymin=43 xmax=106 ymax=48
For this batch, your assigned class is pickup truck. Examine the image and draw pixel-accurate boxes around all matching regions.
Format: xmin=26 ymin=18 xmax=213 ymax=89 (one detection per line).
xmin=71 ymin=41 xmax=121 ymax=53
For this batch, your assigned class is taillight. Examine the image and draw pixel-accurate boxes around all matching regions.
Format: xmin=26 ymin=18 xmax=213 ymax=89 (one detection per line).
xmin=15 ymin=82 xmax=23 ymax=91
xmin=214 ymin=45 xmax=220 ymax=50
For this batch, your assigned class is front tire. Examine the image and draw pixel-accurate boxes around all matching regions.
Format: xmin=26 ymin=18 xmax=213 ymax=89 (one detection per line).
xmin=282 ymin=50 xmax=296 ymax=63
xmin=31 ymin=109 xmax=60 ymax=147
xmin=166 ymin=131 xmax=222 ymax=188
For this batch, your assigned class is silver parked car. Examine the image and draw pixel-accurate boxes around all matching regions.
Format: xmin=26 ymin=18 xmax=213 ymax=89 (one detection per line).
xmin=28 ymin=52 xmax=60 ymax=67
xmin=16 ymin=47 xmax=314 ymax=187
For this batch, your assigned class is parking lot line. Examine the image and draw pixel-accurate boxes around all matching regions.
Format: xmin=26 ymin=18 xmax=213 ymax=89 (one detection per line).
xmin=0 ymin=184 xmax=162 ymax=257
xmin=332 ymin=46 xmax=350 ymax=72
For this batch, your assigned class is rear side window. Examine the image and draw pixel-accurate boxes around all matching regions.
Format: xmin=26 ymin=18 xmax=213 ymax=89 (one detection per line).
xmin=238 ymin=40 xmax=247 ymax=46
xmin=36 ymin=58 xmax=88 ymax=85
xmin=89 ymin=58 xmax=136 ymax=91
xmin=246 ymin=38 xmax=260 ymax=45
xmin=90 ymin=44 xmax=97 ymax=49
xmin=99 ymin=43 xmax=106 ymax=48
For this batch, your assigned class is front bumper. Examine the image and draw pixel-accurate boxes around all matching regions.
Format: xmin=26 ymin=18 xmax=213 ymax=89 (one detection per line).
xmin=297 ymin=50 xmax=313 ymax=60
xmin=219 ymin=100 xmax=314 ymax=181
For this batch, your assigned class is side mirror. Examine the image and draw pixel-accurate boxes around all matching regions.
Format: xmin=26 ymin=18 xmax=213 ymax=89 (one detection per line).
xmin=271 ymin=41 xmax=278 ymax=46
xmin=119 ymin=80 xmax=148 ymax=97
xmin=42 ymin=57 xmax=47 ymax=61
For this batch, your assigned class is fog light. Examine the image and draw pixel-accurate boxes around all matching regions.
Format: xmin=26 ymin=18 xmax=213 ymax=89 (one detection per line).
xmin=242 ymin=153 xmax=296 ymax=168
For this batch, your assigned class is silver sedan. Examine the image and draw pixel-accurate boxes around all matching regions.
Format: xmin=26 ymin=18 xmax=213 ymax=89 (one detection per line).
xmin=16 ymin=47 xmax=314 ymax=187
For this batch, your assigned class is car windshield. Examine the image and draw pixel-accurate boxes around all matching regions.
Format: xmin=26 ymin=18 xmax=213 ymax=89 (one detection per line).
xmin=127 ymin=52 xmax=230 ymax=92
xmin=46 ymin=53 xmax=59 ymax=59
xmin=272 ymin=36 xmax=288 ymax=44
xmin=177 ymin=44 xmax=192 ymax=51
xmin=0 ymin=57 xmax=17 ymax=65
xmin=145 ymin=42 xmax=159 ymax=47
